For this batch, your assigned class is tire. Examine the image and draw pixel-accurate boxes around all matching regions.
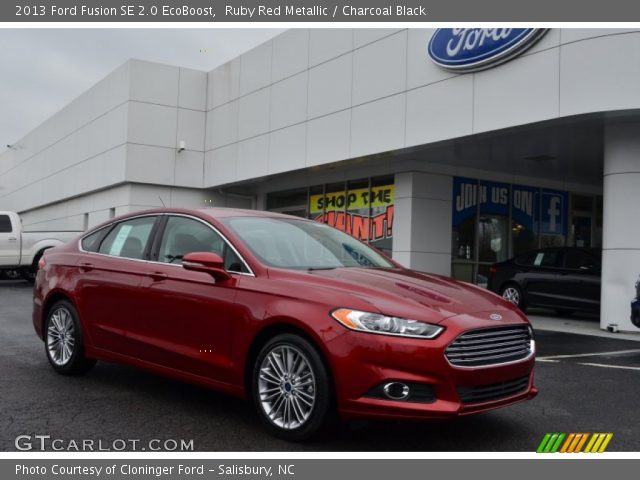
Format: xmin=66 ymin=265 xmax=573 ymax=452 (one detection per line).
xmin=44 ymin=300 xmax=96 ymax=375
xmin=23 ymin=251 xmax=46 ymax=283
xmin=500 ymin=283 xmax=527 ymax=312
xmin=251 ymin=333 xmax=335 ymax=442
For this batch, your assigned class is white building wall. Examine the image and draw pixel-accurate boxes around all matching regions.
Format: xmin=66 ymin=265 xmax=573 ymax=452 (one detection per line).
xmin=601 ymin=122 xmax=640 ymax=332
xmin=0 ymin=59 xmax=209 ymax=230
xmin=203 ymin=28 xmax=640 ymax=188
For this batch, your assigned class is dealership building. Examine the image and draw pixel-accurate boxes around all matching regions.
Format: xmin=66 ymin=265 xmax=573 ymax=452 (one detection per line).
xmin=1 ymin=28 xmax=639 ymax=332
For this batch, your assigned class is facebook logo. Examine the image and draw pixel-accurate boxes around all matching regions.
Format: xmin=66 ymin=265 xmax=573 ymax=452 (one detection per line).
xmin=540 ymin=191 xmax=568 ymax=235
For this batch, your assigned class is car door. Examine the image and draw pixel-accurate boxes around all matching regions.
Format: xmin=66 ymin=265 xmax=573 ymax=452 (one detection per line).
xmin=561 ymin=249 xmax=601 ymax=311
xmin=134 ymin=215 xmax=245 ymax=383
xmin=0 ymin=213 xmax=20 ymax=266
xmin=74 ymin=215 xmax=161 ymax=356
xmin=519 ymin=248 xmax=565 ymax=307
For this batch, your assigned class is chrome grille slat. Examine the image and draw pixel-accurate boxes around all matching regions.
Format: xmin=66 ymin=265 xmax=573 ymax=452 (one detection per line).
xmin=453 ymin=333 xmax=529 ymax=346
xmin=446 ymin=338 xmax=530 ymax=352
xmin=445 ymin=326 xmax=532 ymax=367
xmin=453 ymin=328 xmax=527 ymax=339
xmin=448 ymin=348 xmax=530 ymax=363
xmin=446 ymin=344 xmax=529 ymax=359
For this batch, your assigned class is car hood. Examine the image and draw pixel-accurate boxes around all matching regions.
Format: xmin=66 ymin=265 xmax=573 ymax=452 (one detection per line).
xmin=268 ymin=267 xmax=521 ymax=324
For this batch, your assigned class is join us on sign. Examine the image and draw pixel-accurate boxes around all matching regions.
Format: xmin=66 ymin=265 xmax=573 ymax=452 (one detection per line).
xmin=455 ymin=182 xmax=534 ymax=216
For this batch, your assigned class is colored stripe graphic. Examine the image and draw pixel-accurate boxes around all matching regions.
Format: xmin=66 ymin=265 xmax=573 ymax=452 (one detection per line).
xmin=536 ymin=433 xmax=565 ymax=453
xmin=537 ymin=433 xmax=613 ymax=453
xmin=584 ymin=433 xmax=613 ymax=453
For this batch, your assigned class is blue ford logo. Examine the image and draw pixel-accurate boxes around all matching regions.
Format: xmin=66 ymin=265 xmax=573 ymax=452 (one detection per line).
xmin=428 ymin=28 xmax=547 ymax=73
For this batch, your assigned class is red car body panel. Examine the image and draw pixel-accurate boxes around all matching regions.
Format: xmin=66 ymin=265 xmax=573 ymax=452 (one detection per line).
xmin=33 ymin=208 xmax=537 ymax=421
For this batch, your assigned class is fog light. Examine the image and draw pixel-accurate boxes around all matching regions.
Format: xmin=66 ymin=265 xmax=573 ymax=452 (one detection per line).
xmin=383 ymin=382 xmax=410 ymax=401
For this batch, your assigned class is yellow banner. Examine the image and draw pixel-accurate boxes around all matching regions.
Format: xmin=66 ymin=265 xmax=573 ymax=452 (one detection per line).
xmin=309 ymin=185 xmax=394 ymax=214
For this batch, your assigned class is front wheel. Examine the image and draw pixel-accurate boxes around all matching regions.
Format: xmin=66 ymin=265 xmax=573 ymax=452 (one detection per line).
xmin=45 ymin=300 xmax=96 ymax=375
xmin=251 ymin=333 xmax=334 ymax=442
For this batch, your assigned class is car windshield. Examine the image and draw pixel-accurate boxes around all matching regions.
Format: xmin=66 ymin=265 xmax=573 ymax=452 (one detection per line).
xmin=223 ymin=216 xmax=394 ymax=270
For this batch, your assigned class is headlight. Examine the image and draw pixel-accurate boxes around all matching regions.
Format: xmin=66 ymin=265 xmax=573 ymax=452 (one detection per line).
xmin=331 ymin=308 xmax=443 ymax=339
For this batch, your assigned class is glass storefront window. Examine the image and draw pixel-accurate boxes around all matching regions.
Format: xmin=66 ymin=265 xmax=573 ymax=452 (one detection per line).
xmin=268 ymin=176 xmax=394 ymax=256
xmin=451 ymin=177 xmax=584 ymax=286
xmin=451 ymin=177 xmax=478 ymax=283
xmin=369 ymin=176 xmax=394 ymax=255
xmin=478 ymin=180 xmax=510 ymax=265
xmin=511 ymin=185 xmax=539 ymax=256
xmin=266 ymin=188 xmax=309 ymax=218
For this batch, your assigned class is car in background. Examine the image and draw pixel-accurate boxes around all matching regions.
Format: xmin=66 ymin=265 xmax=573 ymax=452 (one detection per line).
xmin=34 ymin=208 xmax=537 ymax=441
xmin=0 ymin=211 xmax=81 ymax=280
xmin=488 ymin=247 xmax=601 ymax=315
xmin=631 ymin=276 xmax=640 ymax=328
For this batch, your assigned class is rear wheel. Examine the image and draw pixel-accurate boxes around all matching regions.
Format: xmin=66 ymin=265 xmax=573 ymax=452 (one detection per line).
xmin=44 ymin=300 xmax=96 ymax=375
xmin=251 ymin=333 xmax=334 ymax=442
xmin=500 ymin=283 xmax=526 ymax=312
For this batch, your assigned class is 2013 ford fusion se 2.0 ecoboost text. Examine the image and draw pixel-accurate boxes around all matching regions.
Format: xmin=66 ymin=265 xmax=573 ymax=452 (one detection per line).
xmin=33 ymin=208 xmax=537 ymax=441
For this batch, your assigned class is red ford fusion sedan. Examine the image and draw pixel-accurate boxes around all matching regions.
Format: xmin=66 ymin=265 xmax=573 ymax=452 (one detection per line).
xmin=33 ymin=208 xmax=537 ymax=441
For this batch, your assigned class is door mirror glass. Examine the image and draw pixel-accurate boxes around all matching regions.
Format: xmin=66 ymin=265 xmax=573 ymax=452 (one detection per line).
xmin=182 ymin=252 xmax=231 ymax=282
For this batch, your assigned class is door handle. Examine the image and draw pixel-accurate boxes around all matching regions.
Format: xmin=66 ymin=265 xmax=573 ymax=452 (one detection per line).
xmin=149 ymin=272 xmax=168 ymax=281
xmin=8 ymin=237 xmax=17 ymax=243
xmin=79 ymin=262 xmax=94 ymax=272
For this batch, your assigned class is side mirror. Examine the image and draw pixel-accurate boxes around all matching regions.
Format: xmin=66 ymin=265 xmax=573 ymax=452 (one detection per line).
xmin=182 ymin=252 xmax=232 ymax=282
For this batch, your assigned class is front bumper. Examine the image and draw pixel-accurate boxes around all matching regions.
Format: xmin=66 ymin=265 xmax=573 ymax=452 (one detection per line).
xmin=327 ymin=314 xmax=537 ymax=421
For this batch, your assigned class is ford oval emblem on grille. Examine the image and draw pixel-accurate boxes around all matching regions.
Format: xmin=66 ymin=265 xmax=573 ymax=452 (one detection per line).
xmin=489 ymin=313 xmax=503 ymax=321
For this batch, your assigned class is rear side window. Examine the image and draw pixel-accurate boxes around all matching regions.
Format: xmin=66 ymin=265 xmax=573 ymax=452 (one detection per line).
xmin=516 ymin=250 xmax=561 ymax=268
xmin=81 ymin=227 xmax=107 ymax=253
xmin=515 ymin=251 xmax=537 ymax=266
xmin=98 ymin=216 xmax=157 ymax=260
xmin=565 ymin=250 xmax=599 ymax=271
xmin=0 ymin=215 xmax=12 ymax=233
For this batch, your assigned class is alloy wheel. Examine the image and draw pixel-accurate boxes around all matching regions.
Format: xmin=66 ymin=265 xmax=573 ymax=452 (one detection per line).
xmin=502 ymin=286 xmax=521 ymax=306
xmin=47 ymin=307 xmax=76 ymax=366
xmin=258 ymin=345 xmax=316 ymax=430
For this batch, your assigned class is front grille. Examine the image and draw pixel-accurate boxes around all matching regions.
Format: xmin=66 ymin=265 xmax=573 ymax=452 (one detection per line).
xmin=445 ymin=325 xmax=532 ymax=367
xmin=457 ymin=375 xmax=530 ymax=404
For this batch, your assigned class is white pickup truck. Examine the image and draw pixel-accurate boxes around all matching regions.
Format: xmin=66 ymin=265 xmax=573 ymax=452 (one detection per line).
xmin=0 ymin=211 xmax=81 ymax=280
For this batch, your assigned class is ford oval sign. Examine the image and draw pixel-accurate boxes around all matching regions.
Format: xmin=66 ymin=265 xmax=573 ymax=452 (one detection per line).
xmin=428 ymin=28 xmax=547 ymax=73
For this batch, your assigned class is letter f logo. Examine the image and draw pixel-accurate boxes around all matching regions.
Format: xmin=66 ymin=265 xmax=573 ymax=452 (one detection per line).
xmin=548 ymin=197 xmax=560 ymax=233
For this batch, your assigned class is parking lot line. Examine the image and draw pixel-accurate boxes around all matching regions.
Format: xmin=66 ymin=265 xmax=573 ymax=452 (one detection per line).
xmin=536 ymin=349 xmax=640 ymax=361
xmin=576 ymin=362 xmax=640 ymax=371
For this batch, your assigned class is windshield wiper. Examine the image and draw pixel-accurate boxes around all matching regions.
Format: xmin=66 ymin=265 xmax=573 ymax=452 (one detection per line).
xmin=307 ymin=266 xmax=338 ymax=271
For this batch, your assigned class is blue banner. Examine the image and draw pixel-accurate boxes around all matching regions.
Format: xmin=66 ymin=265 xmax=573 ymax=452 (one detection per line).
xmin=452 ymin=177 xmax=568 ymax=236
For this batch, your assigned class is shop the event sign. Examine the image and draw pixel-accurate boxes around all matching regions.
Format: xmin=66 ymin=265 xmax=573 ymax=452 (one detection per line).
xmin=310 ymin=185 xmax=394 ymax=242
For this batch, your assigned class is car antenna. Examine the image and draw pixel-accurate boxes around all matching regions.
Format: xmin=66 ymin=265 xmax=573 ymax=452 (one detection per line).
xmin=158 ymin=196 xmax=166 ymax=207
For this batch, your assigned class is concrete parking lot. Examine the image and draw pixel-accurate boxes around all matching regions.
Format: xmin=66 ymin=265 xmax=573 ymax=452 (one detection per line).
xmin=1 ymin=280 xmax=639 ymax=451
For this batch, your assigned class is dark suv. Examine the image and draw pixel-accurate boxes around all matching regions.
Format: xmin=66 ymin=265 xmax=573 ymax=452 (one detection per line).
xmin=488 ymin=247 xmax=601 ymax=315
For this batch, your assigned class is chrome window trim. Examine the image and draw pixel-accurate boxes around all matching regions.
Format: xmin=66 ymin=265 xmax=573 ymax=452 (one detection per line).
xmin=77 ymin=212 xmax=255 ymax=277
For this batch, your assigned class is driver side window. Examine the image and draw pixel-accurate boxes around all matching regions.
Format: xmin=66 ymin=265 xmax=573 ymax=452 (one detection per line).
xmin=157 ymin=216 xmax=248 ymax=273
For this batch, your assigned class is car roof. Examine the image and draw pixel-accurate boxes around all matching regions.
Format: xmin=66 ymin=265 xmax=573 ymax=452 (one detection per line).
xmin=111 ymin=207 xmax=308 ymax=221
